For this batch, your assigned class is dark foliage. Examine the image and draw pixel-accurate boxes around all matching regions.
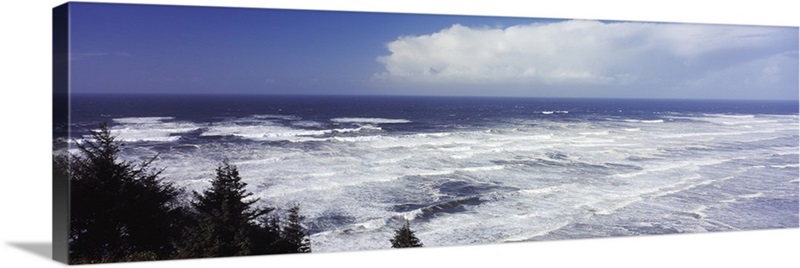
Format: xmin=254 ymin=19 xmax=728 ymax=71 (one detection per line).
xmin=63 ymin=124 xmax=318 ymax=263
xmin=248 ymin=215 xmax=283 ymax=255
xmin=270 ymin=204 xmax=312 ymax=253
xmin=390 ymin=219 xmax=423 ymax=248
xmin=67 ymin=123 xmax=183 ymax=263
xmin=178 ymin=159 xmax=273 ymax=257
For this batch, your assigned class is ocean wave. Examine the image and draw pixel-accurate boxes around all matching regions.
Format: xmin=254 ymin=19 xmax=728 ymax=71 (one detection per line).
xmin=541 ymin=110 xmax=569 ymax=115
xmin=405 ymin=165 xmax=507 ymax=177
xmin=112 ymin=116 xmax=175 ymax=124
xmin=502 ymin=221 xmax=571 ymax=242
xmin=251 ymin=114 xmax=302 ymax=120
xmin=519 ymin=184 xmax=577 ymax=195
xmin=200 ymin=122 xmax=382 ymax=141
xmin=392 ymin=196 xmax=484 ymax=222
xmin=704 ymin=113 xmax=756 ymax=119
xmin=102 ymin=107 xmax=798 ymax=252
xmin=739 ymin=192 xmax=764 ymax=199
xmin=292 ymin=120 xmax=324 ymax=128
xmin=109 ymin=117 xmax=198 ymax=142
xmin=328 ymin=135 xmax=384 ymax=143
xmin=201 ymin=124 xmax=327 ymax=140
xmin=330 ymin=117 xmax=411 ymax=124
xmin=622 ymin=119 xmax=664 ymax=124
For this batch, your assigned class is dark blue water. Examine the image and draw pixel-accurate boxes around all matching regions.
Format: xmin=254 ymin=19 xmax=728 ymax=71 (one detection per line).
xmin=68 ymin=94 xmax=799 ymax=137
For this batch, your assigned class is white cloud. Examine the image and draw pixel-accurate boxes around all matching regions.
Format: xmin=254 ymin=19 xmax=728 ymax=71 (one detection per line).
xmin=375 ymin=20 xmax=797 ymax=98
xmin=681 ymin=51 xmax=799 ymax=99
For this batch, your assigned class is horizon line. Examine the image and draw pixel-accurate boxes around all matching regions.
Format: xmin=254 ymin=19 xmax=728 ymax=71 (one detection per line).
xmin=64 ymin=91 xmax=800 ymax=102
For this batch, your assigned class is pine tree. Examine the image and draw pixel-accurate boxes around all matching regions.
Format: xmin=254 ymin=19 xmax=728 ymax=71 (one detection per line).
xmin=390 ymin=219 xmax=423 ymax=248
xmin=181 ymin=159 xmax=271 ymax=257
xmin=68 ymin=123 xmax=181 ymax=263
xmin=267 ymin=204 xmax=311 ymax=254
xmin=280 ymin=204 xmax=312 ymax=253
xmin=249 ymin=214 xmax=282 ymax=255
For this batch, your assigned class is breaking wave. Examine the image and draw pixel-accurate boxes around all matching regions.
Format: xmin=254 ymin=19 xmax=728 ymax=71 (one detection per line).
xmin=330 ymin=117 xmax=412 ymax=124
xmin=95 ymin=109 xmax=798 ymax=252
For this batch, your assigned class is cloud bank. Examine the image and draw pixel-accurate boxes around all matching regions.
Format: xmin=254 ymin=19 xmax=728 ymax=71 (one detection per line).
xmin=376 ymin=20 xmax=797 ymax=99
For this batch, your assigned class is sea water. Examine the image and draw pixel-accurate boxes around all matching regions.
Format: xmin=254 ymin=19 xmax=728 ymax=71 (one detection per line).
xmin=62 ymin=94 xmax=799 ymax=252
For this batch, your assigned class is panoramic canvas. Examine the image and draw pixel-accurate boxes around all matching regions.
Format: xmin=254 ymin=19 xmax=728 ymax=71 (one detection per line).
xmin=53 ymin=2 xmax=799 ymax=264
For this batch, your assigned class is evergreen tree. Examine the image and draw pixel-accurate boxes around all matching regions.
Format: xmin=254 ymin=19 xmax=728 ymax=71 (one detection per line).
xmin=181 ymin=159 xmax=271 ymax=257
xmin=248 ymin=214 xmax=282 ymax=255
xmin=390 ymin=219 xmax=423 ymax=248
xmin=274 ymin=204 xmax=311 ymax=253
xmin=68 ymin=123 xmax=181 ymax=263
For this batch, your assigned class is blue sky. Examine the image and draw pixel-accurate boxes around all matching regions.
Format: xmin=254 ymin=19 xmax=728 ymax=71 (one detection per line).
xmin=69 ymin=2 xmax=798 ymax=100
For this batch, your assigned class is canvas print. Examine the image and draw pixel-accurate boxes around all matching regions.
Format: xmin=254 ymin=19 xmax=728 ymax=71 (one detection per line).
xmin=52 ymin=2 xmax=799 ymax=264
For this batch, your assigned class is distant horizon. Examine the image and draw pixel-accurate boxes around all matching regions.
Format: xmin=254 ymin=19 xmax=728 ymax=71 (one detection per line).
xmin=67 ymin=91 xmax=800 ymax=103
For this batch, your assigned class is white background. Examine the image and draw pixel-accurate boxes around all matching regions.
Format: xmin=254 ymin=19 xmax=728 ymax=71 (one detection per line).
xmin=0 ymin=0 xmax=797 ymax=267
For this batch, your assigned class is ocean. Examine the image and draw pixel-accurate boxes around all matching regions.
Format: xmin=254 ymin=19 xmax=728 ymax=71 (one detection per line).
xmin=62 ymin=94 xmax=799 ymax=252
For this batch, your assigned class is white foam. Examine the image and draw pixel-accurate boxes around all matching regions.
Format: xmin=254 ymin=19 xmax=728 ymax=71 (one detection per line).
xmin=769 ymin=164 xmax=800 ymax=169
xmin=437 ymin=146 xmax=473 ymax=152
xmin=201 ymin=124 xmax=324 ymax=140
xmin=410 ymin=132 xmax=453 ymax=139
xmin=520 ymin=184 xmax=576 ymax=195
xmin=251 ymin=114 xmax=301 ymax=120
xmin=623 ymin=119 xmax=664 ymax=124
xmin=328 ymin=135 xmax=384 ymax=143
xmin=580 ymin=130 xmax=610 ymax=136
xmin=592 ymin=196 xmax=643 ymax=215
xmin=115 ymin=135 xmax=182 ymax=143
xmin=397 ymin=209 xmax=425 ymax=222
xmin=112 ymin=116 xmax=174 ymax=124
xmin=739 ymin=192 xmax=764 ymax=199
xmin=705 ymin=114 xmax=756 ymax=119
xmin=613 ymin=159 xmax=728 ymax=179
xmin=328 ymin=125 xmax=382 ymax=134
xmin=350 ymin=218 xmax=387 ymax=232
xmin=647 ymin=177 xmax=712 ymax=199
xmin=461 ymin=165 xmax=505 ymax=172
xmin=685 ymin=205 xmax=708 ymax=219
xmin=415 ymin=169 xmax=455 ymax=177
xmin=113 ymin=111 xmax=798 ymax=252
xmin=502 ymin=221 xmax=571 ymax=242
xmin=110 ymin=117 xmax=199 ymax=142
xmin=330 ymin=117 xmax=411 ymax=124
xmin=292 ymin=121 xmax=323 ymax=128
xmin=694 ymin=114 xmax=788 ymax=128
xmin=658 ymin=131 xmax=757 ymax=139
xmin=200 ymin=122 xmax=378 ymax=141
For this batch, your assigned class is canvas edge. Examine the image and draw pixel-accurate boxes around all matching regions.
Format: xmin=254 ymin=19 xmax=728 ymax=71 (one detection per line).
xmin=52 ymin=2 xmax=70 ymax=264
xmin=45 ymin=1 xmax=800 ymax=265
